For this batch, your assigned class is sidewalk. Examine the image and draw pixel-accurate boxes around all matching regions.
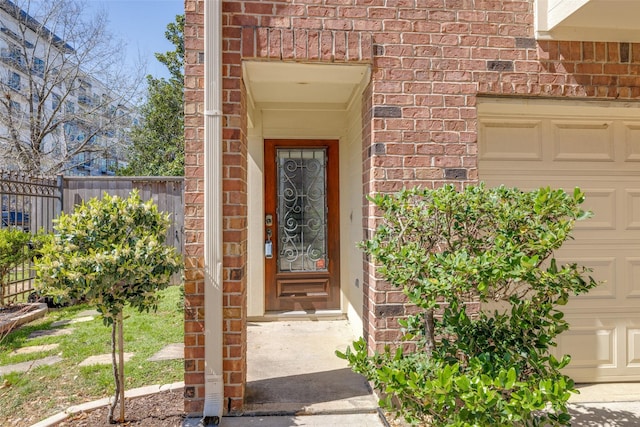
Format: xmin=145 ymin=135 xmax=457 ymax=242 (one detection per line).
xmin=568 ymin=383 xmax=640 ymax=426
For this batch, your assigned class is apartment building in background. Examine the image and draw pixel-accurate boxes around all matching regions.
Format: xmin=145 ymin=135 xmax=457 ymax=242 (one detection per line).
xmin=0 ymin=0 xmax=133 ymax=176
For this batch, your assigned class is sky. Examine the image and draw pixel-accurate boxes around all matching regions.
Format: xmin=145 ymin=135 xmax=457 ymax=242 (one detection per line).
xmin=86 ymin=0 xmax=184 ymax=80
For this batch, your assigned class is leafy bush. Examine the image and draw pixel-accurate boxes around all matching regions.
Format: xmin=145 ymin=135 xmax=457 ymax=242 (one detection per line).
xmin=35 ymin=190 xmax=183 ymax=422
xmin=338 ymin=184 xmax=599 ymax=426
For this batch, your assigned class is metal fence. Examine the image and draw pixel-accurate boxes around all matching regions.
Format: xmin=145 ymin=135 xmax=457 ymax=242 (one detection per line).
xmin=0 ymin=172 xmax=184 ymax=303
xmin=1 ymin=171 xmax=61 ymax=303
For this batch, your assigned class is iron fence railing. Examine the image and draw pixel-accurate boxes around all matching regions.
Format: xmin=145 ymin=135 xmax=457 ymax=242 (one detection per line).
xmin=0 ymin=171 xmax=60 ymax=303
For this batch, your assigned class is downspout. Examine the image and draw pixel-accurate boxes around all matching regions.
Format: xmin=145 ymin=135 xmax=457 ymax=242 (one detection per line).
xmin=202 ymin=0 xmax=224 ymax=425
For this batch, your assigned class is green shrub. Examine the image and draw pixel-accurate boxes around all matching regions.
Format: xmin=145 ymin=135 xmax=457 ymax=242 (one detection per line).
xmin=338 ymin=184 xmax=599 ymax=426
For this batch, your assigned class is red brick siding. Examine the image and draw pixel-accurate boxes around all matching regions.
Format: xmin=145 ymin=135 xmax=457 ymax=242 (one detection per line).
xmin=183 ymin=0 xmax=205 ymax=415
xmin=221 ymin=74 xmax=248 ymax=412
xmin=184 ymin=0 xmax=640 ymax=413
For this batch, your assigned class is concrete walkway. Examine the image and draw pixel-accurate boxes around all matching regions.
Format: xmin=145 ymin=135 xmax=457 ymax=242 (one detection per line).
xmin=183 ymin=320 xmax=386 ymax=426
xmin=243 ymin=320 xmax=379 ymax=416
xmin=0 ymin=355 xmax=63 ymax=376
xmin=0 ymin=310 xmax=93 ymax=375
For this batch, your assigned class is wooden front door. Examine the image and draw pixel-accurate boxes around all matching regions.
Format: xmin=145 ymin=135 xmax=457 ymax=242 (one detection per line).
xmin=264 ymin=139 xmax=340 ymax=312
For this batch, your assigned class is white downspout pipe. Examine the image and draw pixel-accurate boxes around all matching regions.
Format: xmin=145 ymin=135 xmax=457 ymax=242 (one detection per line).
xmin=202 ymin=0 xmax=224 ymax=424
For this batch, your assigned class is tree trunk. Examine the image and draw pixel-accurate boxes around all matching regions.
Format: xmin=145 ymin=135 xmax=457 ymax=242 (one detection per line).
xmin=424 ymin=308 xmax=436 ymax=356
xmin=118 ymin=312 xmax=125 ymax=422
xmin=107 ymin=312 xmax=126 ymax=423
xmin=0 ymin=270 xmax=6 ymax=307
xmin=108 ymin=319 xmax=119 ymax=423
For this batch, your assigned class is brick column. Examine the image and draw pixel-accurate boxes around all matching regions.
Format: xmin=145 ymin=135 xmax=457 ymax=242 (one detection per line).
xmin=183 ymin=0 xmax=206 ymax=415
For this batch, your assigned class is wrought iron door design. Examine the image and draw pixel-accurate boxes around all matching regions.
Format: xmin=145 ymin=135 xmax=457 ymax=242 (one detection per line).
xmin=264 ymin=140 xmax=340 ymax=312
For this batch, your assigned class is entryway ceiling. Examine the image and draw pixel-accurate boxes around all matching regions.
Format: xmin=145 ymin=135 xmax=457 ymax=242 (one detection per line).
xmin=243 ymin=62 xmax=369 ymax=108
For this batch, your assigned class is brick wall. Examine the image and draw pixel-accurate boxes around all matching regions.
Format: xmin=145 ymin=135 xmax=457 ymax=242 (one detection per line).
xmin=183 ymin=0 xmax=205 ymax=415
xmin=221 ymin=77 xmax=248 ymax=412
xmin=184 ymin=0 xmax=640 ymax=413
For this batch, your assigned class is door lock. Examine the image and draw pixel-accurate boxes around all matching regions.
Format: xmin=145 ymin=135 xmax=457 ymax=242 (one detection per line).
xmin=265 ymin=214 xmax=273 ymax=227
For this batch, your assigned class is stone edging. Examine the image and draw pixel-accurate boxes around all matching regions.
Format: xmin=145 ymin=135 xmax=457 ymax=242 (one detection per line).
xmin=29 ymin=381 xmax=185 ymax=427
xmin=0 ymin=303 xmax=47 ymax=335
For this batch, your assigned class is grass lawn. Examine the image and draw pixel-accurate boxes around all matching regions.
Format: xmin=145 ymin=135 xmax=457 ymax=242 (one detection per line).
xmin=0 ymin=285 xmax=184 ymax=425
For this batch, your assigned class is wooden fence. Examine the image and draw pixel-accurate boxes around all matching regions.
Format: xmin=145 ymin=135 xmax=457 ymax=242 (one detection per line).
xmin=62 ymin=176 xmax=184 ymax=253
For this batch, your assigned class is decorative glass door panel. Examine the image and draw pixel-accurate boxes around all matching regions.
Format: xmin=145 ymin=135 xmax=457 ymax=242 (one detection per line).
xmin=265 ymin=140 xmax=340 ymax=312
xmin=277 ymin=148 xmax=327 ymax=273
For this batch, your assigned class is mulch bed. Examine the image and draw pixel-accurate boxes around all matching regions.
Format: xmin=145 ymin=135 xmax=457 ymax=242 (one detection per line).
xmin=54 ymin=389 xmax=186 ymax=427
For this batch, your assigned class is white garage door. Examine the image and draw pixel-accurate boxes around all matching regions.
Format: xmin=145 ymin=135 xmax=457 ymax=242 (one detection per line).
xmin=478 ymin=98 xmax=640 ymax=383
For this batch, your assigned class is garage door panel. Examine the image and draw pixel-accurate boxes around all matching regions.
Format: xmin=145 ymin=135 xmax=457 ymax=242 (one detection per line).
xmin=485 ymin=176 xmax=633 ymax=237
xmin=555 ymin=322 xmax=616 ymax=369
xmin=478 ymin=120 xmax=542 ymax=161
xmin=494 ymin=181 xmax=617 ymax=233
xmin=560 ymin=328 xmax=640 ymax=382
xmin=624 ymin=122 xmax=640 ymax=162
xmin=626 ymin=189 xmax=640 ymax=229
xmin=627 ymin=327 xmax=640 ymax=367
xmin=554 ymin=255 xmax=616 ymax=300
xmin=558 ymin=244 xmax=640 ymax=306
xmin=556 ymin=314 xmax=640 ymax=381
xmin=575 ymin=188 xmax=616 ymax=231
xmin=552 ymin=121 xmax=615 ymax=162
xmin=627 ymin=258 xmax=640 ymax=298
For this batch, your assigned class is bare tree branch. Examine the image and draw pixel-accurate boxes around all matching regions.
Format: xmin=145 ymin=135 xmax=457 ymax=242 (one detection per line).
xmin=0 ymin=0 xmax=144 ymax=175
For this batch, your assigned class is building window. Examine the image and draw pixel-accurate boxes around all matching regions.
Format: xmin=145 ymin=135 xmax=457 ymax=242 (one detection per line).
xmin=0 ymin=27 xmax=33 ymax=48
xmin=9 ymin=100 xmax=21 ymax=112
xmin=33 ymin=57 xmax=44 ymax=77
xmin=65 ymin=101 xmax=74 ymax=114
xmin=7 ymin=72 xmax=20 ymax=91
xmin=52 ymin=93 xmax=61 ymax=110
xmin=4 ymin=44 xmax=24 ymax=68
xmin=78 ymin=93 xmax=92 ymax=106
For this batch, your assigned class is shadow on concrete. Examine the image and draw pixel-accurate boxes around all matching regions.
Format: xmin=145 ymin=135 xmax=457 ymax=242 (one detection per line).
xmin=246 ymin=367 xmax=371 ymax=406
xmin=570 ymin=404 xmax=640 ymax=426
xmin=244 ymin=321 xmax=379 ymax=415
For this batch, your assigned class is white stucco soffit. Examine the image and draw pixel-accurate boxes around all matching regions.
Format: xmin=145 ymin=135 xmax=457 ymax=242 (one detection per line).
xmin=536 ymin=0 xmax=640 ymax=42
xmin=242 ymin=62 xmax=370 ymax=110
